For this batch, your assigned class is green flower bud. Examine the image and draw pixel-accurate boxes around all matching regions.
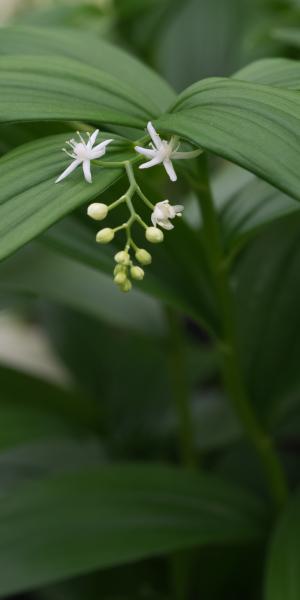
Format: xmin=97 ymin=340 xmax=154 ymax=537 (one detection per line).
xmin=113 ymin=264 xmax=125 ymax=276
xmin=135 ymin=248 xmax=152 ymax=265
xmin=87 ymin=202 xmax=108 ymax=221
xmin=121 ymin=279 xmax=132 ymax=293
xmin=145 ymin=227 xmax=164 ymax=244
xmin=96 ymin=228 xmax=114 ymax=244
xmin=114 ymin=250 xmax=130 ymax=265
xmin=130 ymin=266 xmax=144 ymax=281
xmin=114 ymin=272 xmax=127 ymax=285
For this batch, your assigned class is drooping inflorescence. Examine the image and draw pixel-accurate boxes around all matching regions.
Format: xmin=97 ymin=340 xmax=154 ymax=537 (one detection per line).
xmin=55 ymin=122 xmax=201 ymax=292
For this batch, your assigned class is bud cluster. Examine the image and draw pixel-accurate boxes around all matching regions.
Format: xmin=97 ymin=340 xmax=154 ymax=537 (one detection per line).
xmin=86 ymin=163 xmax=180 ymax=292
xmin=113 ymin=249 xmax=148 ymax=292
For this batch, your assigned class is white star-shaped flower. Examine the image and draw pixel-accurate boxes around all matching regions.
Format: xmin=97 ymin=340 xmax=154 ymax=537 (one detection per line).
xmin=151 ymin=200 xmax=184 ymax=230
xmin=55 ymin=129 xmax=113 ymax=184
xmin=135 ymin=122 xmax=201 ymax=182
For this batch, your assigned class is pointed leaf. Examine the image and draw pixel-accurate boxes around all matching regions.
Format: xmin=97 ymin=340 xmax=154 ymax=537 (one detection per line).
xmin=234 ymin=58 xmax=300 ymax=89
xmin=0 ymin=55 xmax=153 ymax=127
xmin=157 ymin=78 xmax=300 ymax=201
xmin=0 ymin=26 xmax=175 ymax=112
xmin=0 ymin=465 xmax=265 ymax=596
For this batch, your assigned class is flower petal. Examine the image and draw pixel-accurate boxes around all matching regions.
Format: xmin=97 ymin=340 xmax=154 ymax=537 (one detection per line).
xmin=163 ymin=159 xmax=177 ymax=182
xmin=139 ymin=156 xmax=162 ymax=170
xmin=147 ymin=122 xmax=162 ymax=150
xmin=55 ymin=159 xmax=81 ymax=183
xmin=83 ymin=159 xmax=92 ymax=183
xmin=90 ymin=139 xmax=113 ymax=159
xmin=134 ymin=146 xmax=156 ymax=158
xmin=151 ymin=212 xmax=157 ymax=227
xmin=88 ymin=129 xmax=99 ymax=149
xmin=158 ymin=219 xmax=174 ymax=230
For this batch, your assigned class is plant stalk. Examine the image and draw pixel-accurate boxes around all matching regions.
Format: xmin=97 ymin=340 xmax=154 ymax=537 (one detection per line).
xmin=193 ymin=156 xmax=288 ymax=510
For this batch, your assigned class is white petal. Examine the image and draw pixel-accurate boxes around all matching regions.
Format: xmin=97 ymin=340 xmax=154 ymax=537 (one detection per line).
xmin=163 ymin=159 xmax=177 ymax=182
xmin=88 ymin=129 xmax=99 ymax=149
xmin=151 ymin=212 xmax=157 ymax=227
xmin=55 ymin=159 xmax=81 ymax=183
xmin=147 ymin=122 xmax=162 ymax=150
xmin=158 ymin=219 xmax=174 ymax=230
xmin=134 ymin=146 xmax=156 ymax=158
xmin=83 ymin=159 xmax=92 ymax=183
xmin=171 ymin=149 xmax=202 ymax=159
xmin=90 ymin=139 xmax=113 ymax=159
xmin=139 ymin=156 xmax=163 ymax=170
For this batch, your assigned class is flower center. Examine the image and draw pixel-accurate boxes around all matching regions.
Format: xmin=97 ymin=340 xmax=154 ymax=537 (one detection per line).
xmin=74 ymin=142 xmax=90 ymax=160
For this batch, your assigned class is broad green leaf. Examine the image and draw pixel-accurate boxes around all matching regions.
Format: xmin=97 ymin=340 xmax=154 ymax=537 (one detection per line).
xmin=0 ymin=26 xmax=174 ymax=111
xmin=0 ymin=133 xmax=122 ymax=261
xmin=218 ymin=173 xmax=300 ymax=257
xmin=0 ymin=244 xmax=165 ymax=336
xmin=234 ymin=214 xmax=300 ymax=425
xmin=158 ymin=78 xmax=300 ymax=201
xmin=265 ymin=491 xmax=300 ymax=600
xmin=234 ymin=58 xmax=300 ymax=88
xmin=0 ymin=464 xmax=265 ymax=596
xmin=0 ymin=55 xmax=153 ymax=127
xmin=0 ymin=364 xmax=99 ymax=450
xmin=0 ymin=439 xmax=104 ymax=491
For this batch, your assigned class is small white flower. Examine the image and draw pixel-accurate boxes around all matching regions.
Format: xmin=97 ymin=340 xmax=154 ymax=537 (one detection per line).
xmin=135 ymin=122 xmax=201 ymax=182
xmin=55 ymin=130 xmax=113 ymax=184
xmin=151 ymin=200 xmax=184 ymax=230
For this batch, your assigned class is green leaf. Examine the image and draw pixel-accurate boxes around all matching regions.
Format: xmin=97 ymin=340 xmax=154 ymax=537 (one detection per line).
xmin=234 ymin=58 xmax=300 ymax=89
xmin=0 ymin=464 xmax=265 ymax=596
xmin=0 ymin=133 xmax=122 ymax=261
xmin=0 ymin=244 xmax=165 ymax=336
xmin=157 ymin=78 xmax=300 ymax=201
xmin=234 ymin=214 xmax=300 ymax=424
xmin=0 ymin=26 xmax=174 ymax=112
xmin=0 ymin=364 xmax=99 ymax=450
xmin=265 ymin=491 xmax=300 ymax=600
xmin=0 ymin=55 xmax=153 ymax=127
xmin=218 ymin=171 xmax=300 ymax=257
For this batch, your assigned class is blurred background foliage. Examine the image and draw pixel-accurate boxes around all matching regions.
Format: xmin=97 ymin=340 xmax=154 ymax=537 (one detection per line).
xmin=1 ymin=1 xmax=300 ymax=599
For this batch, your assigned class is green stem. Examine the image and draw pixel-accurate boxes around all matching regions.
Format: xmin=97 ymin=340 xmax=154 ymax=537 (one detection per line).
xmin=194 ymin=156 xmax=288 ymax=510
xmin=166 ymin=308 xmax=196 ymax=469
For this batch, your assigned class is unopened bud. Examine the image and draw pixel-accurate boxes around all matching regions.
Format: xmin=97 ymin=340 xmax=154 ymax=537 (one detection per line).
xmin=96 ymin=228 xmax=114 ymax=244
xmin=135 ymin=248 xmax=152 ymax=265
xmin=145 ymin=227 xmax=164 ymax=244
xmin=114 ymin=272 xmax=127 ymax=285
xmin=121 ymin=279 xmax=132 ymax=293
xmin=87 ymin=203 xmax=108 ymax=221
xmin=130 ymin=266 xmax=144 ymax=281
xmin=114 ymin=264 xmax=125 ymax=276
xmin=114 ymin=250 xmax=130 ymax=265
